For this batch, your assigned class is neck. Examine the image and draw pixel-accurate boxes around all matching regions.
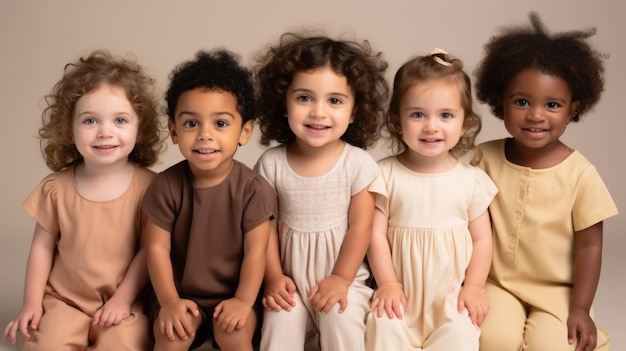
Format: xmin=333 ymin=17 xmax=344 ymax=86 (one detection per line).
xmin=397 ymin=150 xmax=458 ymax=174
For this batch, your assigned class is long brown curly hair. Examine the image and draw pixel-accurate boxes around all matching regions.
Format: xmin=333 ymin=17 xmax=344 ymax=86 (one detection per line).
xmin=39 ymin=50 xmax=164 ymax=171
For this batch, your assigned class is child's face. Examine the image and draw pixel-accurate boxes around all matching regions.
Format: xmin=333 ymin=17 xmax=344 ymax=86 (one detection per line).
xmin=503 ymin=68 xmax=579 ymax=151
xmin=396 ymin=79 xmax=467 ymax=161
xmin=285 ymin=66 xmax=355 ymax=150
xmin=169 ymin=88 xmax=253 ymax=187
xmin=72 ymin=83 xmax=139 ymax=169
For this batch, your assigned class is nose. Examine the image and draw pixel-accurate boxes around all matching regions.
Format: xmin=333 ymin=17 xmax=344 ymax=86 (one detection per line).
xmin=423 ymin=116 xmax=439 ymax=132
xmin=526 ymin=105 xmax=545 ymax=122
xmin=197 ymin=125 xmax=213 ymax=141
xmin=97 ymin=122 xmax=113 ymax=138
xmin=310 ymin=101 xmax=325 ymax=119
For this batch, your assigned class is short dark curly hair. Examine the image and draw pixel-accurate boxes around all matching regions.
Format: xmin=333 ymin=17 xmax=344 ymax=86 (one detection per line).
xmin=39 ymin=50 xmax=164 ymax=172
xmin=166 ymin=49 xmax=257 ymax=124
xmin=387 ymin=50 xmax=483 ymax=165
xmin=474 ymin=12 xmax=605 ymax=122
xmin=254 ymin=33 xmax=389 ymax=149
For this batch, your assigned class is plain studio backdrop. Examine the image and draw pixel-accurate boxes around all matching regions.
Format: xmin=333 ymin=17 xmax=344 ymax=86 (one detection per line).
xmin=1 ymin=1 xmax=624 ymax=349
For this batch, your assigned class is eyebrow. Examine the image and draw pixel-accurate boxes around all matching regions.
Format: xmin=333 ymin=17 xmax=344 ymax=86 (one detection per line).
xmin=508 ymin=92 xmax=567 ymax=103
xmin=76 ymin=111 xmax=133 ymax=118
xmin=177 ymin=111 xmax=236 ymax=119
xmin=291 ymin=87 xmax=351 ymax=99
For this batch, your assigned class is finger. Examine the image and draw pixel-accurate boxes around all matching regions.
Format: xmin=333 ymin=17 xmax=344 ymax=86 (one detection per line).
xmin=308 ymin=286 xmax=319 ymax=301
xmin=262 ymin=297 xmax=275 ymax=311
xmin=392 ymin=301 xmax=404 ymax=320
xmin=338 ymin=296 xmax=348 ymax=313
xmin=384 ymin=300 xmax=395 ymax=319
xmin=29 ymin=312 xmax=41 ymax=331
xmin=18 ymin=320 xmax=31 ymax=341
xmin=186 ymin=301 xmax=200 ymax=317
xmin=165 ymin=321 xmax=176 ymax=341
xmin=567 ymin=323 xmax=577 ymax=345
xmin=278 ymin=289 xmax=296 ymax=307
xmin=174 ymin=320 xmax=190 ymax=340
xmin=213 ymin=304 xmax=223 ymax=318
xmin=93 ymin=309 xmax=102 ymax=326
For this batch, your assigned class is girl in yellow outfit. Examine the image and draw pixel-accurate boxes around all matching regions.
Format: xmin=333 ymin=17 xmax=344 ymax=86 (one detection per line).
xmin=475 ymin=13 xmax=618 ymax=351
xmin=3 ymin=50 xmax=164 ymax=350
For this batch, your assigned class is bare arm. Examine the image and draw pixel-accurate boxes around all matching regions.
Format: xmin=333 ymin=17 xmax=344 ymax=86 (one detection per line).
xmin=145 ymin=218 xmax=198 ymax=341
xmin=367 ymin=208 xmax=406 ymax=318
xmin=333 ymin=188 xmax=375 ymax=282
xmin=458 ymin=210 xmax=492 ymax=326
xmin=261 ymin=220 xmax=297 ymax=311
xmin=234 ymin=220 xmax=271 ymax=306
xmin=3 ymin=222 xmax=56 ymax=345
xmin=214 ymin=219 xmax=271 ymax=332
xmin=568 ymin=221 xmax=603 ymax=351
xmin=309 ymin=188 xmax=375 ymax=313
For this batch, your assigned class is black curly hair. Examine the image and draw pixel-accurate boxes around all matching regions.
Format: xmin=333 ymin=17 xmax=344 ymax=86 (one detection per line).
xmin=254 ymin=33 xmax=389 ymax=149
xmin=166 ymin=49 xmax=256 ymax=124
xmin=474 ymin=12 xmax=605 ymax=122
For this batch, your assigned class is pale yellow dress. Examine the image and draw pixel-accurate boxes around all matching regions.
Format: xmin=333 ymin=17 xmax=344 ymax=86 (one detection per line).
xmin=366 ymin=156 xmax=497 ymax=351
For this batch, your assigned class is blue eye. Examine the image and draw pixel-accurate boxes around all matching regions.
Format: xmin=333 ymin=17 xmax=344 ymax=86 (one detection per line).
xmin=410 ymin=112 xmax=425 ymax=119
xmin=441 ymin=112 xmax=452 ymax=119
xmin=83 ymin=118 xmax=96 ymax=125
xmin=115 ymin=117 xmax=127 ymax=125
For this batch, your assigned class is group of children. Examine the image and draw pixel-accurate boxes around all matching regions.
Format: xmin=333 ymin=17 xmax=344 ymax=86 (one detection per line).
xmin=3 ymin=12 xmax=618 ymax=351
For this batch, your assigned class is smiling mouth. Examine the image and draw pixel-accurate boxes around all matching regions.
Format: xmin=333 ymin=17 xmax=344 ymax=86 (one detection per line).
xmin=94 ymin=145 xmax=117 ymax=149
xmin=195 ymin=149 xmax=218 ymax=154
xmin=306 ymin=124 xmax=330 ymax=130
xmin=523 ymin=128 xmax=547 ymax=132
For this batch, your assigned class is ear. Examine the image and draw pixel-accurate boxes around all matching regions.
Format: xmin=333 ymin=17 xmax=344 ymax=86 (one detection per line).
xmin=238 ymin=120 xmax=254 ymax=146
xmin=168 ymin=119 xmax=179 ymax=144
xmin=568 ymin=101 xmax=581 ymax=122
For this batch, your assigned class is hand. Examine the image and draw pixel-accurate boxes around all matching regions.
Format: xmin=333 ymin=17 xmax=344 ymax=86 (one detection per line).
xmin=370 ymin=282 xmax=407 ymax=319
xmin=263 ymin=274 xmax=297 ymax=312
xmin=213 ymin=298 xmax=252 ymax=333
xmin=93 ymin=295 xmax=131 ymax=327
xmin=308 ymin=274 xmax=349 ymax=313
xmin=457 ymin=285 xmax=489 ymax=326
xmin=3 ymin=302 xmax=43 ymax=346
xmin=567 ymin=308 xmax=597 ymax=351
xmin=157 ymin=298 xmax=200 ymax=341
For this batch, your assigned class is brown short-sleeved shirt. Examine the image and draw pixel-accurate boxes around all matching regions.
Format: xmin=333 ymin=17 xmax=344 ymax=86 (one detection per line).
xmin=142 ymin=160 xmax=277 ymax=310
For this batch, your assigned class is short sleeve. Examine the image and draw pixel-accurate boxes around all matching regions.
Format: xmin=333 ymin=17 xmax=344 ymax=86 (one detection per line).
xmin=241 ymin=174 xmax=278 ymax=234
xmin=468 ymin=167 xmax=498 ymax=222
xmin=22 ymin=173 xmax=60 ymax=234
xmin=346 ymin=146 xmax=380 ymax=196
xmin=369 ymin=174 xmax=389 ymax=217
xmin=253 ymin=147 xmax=280 ymax=189
xmin=142 ymin=171 xmax=178 ymax=231
xmin=572 ymin=165 xmax=618 ymax=231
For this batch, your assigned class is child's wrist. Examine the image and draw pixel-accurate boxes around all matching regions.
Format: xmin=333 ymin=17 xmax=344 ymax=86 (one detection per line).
xmin=329 ymin=273 xmax=351 ymax=286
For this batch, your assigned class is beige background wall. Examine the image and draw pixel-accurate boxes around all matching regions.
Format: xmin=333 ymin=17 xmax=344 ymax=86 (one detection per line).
xmin=1 ymin=1 xmax=623 ymax=349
